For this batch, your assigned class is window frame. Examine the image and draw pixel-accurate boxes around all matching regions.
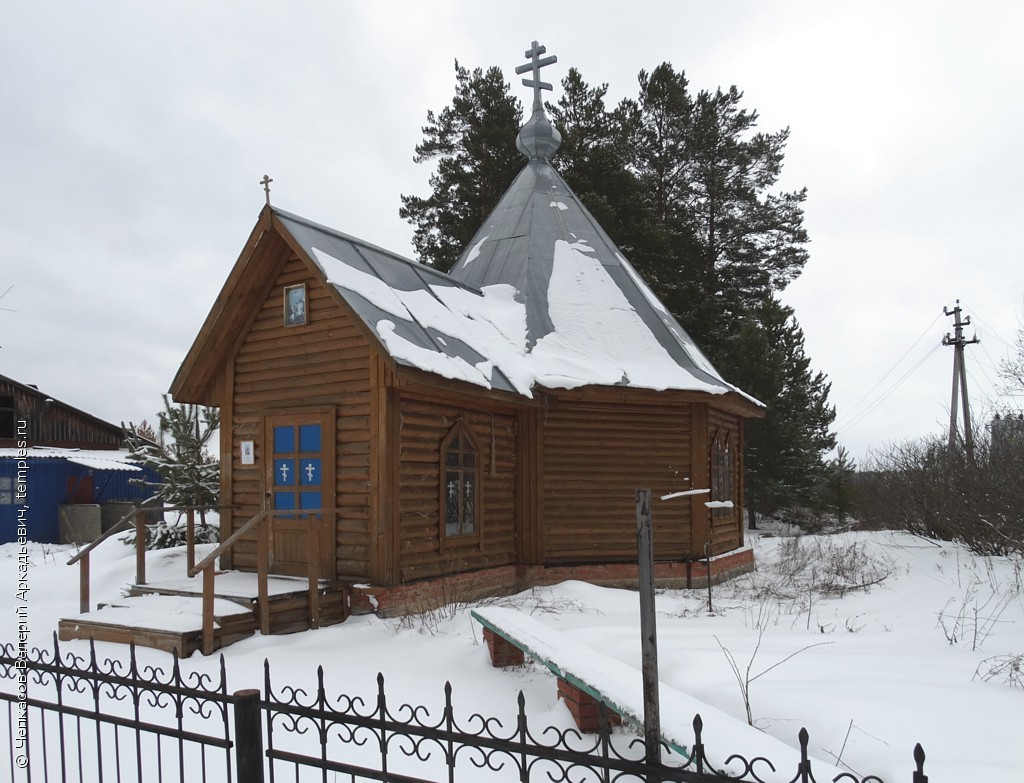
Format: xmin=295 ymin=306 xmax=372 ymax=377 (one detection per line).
xmin=710 ymin=428 xmax=737 ymax=518
xmin=439 ymin=422 xmax=481 ymax=545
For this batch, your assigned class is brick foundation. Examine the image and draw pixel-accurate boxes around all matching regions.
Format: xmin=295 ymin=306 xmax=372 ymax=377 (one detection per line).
xmin=350 ymin=547 xmax=755 ymax=617
xmin=557 ymin=679 xmax=622 ymax=732
xmin=482 ymin=628 xmax=525 ymax=667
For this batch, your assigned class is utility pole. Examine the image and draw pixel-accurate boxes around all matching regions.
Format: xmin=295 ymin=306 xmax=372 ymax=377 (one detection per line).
xmin=943 ymin=300 xmax=979 ymax=455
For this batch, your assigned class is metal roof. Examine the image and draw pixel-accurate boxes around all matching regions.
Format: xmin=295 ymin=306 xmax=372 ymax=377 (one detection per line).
xmin=274 ymin=209 xmax=521 ymax=394
xmin=446 ymin=158 xmax=741 ymax=396
xmin=0 ymin=447 xmax=143 ymax=471
xmin=270 ymin=40 xmax=756 ymax=405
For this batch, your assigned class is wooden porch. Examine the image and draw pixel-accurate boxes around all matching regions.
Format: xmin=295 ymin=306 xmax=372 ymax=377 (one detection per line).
xmin=59 ymin=505 xmax=351 ymax=656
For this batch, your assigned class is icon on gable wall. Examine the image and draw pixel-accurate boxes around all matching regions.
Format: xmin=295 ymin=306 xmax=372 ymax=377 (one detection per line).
xmin=284 ymin=283 xmax=307 ymax=327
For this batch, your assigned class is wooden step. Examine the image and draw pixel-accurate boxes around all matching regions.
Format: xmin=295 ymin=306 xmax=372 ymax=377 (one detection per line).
xmin=126 ymin=571 xmax=327 ymax=607
xmin=59 ymin=572 xmax=353 ymax=654
xmin=58 ymin=594 xmax=257 ymax=655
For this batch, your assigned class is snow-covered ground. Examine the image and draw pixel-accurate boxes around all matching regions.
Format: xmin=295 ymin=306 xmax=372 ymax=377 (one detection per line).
xmin=2 ymin=527 xmax=1022 ymax=780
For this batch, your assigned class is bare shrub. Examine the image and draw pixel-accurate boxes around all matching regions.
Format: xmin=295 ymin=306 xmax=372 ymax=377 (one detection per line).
xmin=715 ymin=629 xmax=833 ymax=726
xmin=935 ymin=553 xmax=1021 ymax=651
xmin=721 ymin=533 xmax=895 ymax=633
xmin=974 ymin=654 xmax=1024 ymax=688
xmin=858 ymin=430 xmax=1024 ymax=556
xmin=767 ymin=535 xmax=894 ymax=598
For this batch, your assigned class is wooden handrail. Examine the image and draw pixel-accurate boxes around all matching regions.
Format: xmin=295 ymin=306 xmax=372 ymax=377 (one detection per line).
xmin=66 ymin=504 xmax=233 ymax=566
xmin=66 ymin=506 xmax=148 ymax=566
xmin=189 ymin=509 xmax=270 ymax=577
xmin=195 ymin=508 xmax=329 ymax=654
xmin=69 ymin=503 xmax=231 ymax=614
xmin=189 ymin=508 xmax=333 ymax=577
xmin=70 ymin=502 xmax=329 ymax=651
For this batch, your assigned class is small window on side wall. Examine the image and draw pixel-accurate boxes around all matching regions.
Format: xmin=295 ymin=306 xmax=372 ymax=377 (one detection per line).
xmin=441 ymin=424 xmax=478 ymax=538
xmin=710 ymin=429 xmax=735 ymax=518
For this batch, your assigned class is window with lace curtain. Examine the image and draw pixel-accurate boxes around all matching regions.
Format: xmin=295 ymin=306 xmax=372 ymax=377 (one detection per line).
xmin=441 ymin=424 xmax=478 ymax=538
xmin=710 ymin=430 xmax=735 ymax=517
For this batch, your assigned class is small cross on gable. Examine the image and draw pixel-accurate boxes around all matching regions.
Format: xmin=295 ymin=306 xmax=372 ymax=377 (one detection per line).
xmin=260 ymin=174 xmax=273 ymax=205
xmin=515 ymin=40 xmax=557 ymax=109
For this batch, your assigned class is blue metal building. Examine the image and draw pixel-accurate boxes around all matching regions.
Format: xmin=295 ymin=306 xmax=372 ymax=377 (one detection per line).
xmin=0 ymin=373 xmax=160 ymax=544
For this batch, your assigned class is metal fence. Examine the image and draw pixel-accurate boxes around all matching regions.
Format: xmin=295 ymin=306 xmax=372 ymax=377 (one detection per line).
xmin=1 ymin=636 xmax=235 ymax=782
xmin=1 ymin=637 xmax=929 ymax=783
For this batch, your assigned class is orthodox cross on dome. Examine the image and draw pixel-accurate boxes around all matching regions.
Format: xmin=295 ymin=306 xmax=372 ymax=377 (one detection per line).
xmin=515 ymin=40 xmax=557 ymax=111
xmin=260 ymin=174 xmax=273 ymax=205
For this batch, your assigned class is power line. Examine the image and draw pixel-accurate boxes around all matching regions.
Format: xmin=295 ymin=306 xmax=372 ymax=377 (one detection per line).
xmin=836 ymin=343 xmax=942 ymax=434
xmin=960 ymin=302 xmax=1014 ymax=351
xmin=833 ymin=312 xmax=943 ymax=428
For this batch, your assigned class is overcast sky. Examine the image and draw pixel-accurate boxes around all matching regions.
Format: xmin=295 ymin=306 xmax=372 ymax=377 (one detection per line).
xmin=2 ymin=1 xmax=1022 ymax=463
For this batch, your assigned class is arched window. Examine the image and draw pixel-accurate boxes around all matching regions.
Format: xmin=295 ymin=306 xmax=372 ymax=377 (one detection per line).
xmin=441 ymin=424 xmax=478 ymax=538
xmin=710 ymin=429 xmax=735 ymax=518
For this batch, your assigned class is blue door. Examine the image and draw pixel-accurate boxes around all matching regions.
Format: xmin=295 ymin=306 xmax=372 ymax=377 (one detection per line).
xmin=265 ymin=413 xmax=334 ymax=578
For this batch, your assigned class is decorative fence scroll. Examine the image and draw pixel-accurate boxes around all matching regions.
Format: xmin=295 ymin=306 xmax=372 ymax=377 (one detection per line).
xmin=1 ymin=637 xmax=928 ymax=783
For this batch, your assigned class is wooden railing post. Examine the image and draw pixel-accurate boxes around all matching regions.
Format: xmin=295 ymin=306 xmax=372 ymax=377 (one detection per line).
xmin=186 ymin=507 xmax=196 ymax=574
xmin=135 ymin=509 xmax=147 ymax=587
xmin=257 ymin=516 xmax=270 ymax=635
xmin=202 ymin=562 xmax=216 ymax=656
xmin=80 ymin=551 xmax=90 ymax=614
xmin=307 ymin=514 xmax=320 ymax=630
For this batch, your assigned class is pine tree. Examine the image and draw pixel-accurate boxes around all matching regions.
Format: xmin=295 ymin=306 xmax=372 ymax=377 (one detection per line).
xmin=718 ymin=297 xmax=836 ymax=518
xmin=126 ymin=396 xmax=221 ymax=548
xmin=547 ymin=68 xmax=647 ymax=246
xmin=404 ymin=58 xmax=832 ymax=518
xmin=399 ymin=61 xmax=523 ymax=272
xmin=823 ymin=446 xmax=858 ymax=525
xmin=620 ymin=63 xmax=809 ymax=360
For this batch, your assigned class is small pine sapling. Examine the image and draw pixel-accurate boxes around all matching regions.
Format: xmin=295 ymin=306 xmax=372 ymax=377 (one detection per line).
xmin=125 ymin=396 xmax=220 ymax=549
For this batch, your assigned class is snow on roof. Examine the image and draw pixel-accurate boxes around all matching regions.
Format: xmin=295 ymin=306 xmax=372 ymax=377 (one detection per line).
xmin=262 ymin=57 xmax=763 ymax=406
xmin=447 ymin=158 xmax=758 ymax=402
xmin=0 ymin=447 xmax=142 ymax=471
xmin=277 ymin=207 xmax=755 ymax=402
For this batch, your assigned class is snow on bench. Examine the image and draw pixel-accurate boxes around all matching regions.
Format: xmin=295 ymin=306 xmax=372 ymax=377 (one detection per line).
xmin=471 ymin=607 xmax=846 ymax=779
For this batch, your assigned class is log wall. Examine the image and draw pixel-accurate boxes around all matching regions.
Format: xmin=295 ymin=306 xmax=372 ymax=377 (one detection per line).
xmin=226 ymin=252 xmax=374 ymax=580
xmin=395 ymin=394 xmax=518 ymax=583
xmin=541 ymin=395 xmax=694 ymax=562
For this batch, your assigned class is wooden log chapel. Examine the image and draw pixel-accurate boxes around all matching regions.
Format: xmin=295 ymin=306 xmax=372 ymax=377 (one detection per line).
xmin=170 ymin=42 xmax=764 ymax=618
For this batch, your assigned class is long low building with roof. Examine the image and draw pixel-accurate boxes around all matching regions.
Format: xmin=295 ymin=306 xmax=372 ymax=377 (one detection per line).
xmin=0 ymin=373 xmax=158 ymax=544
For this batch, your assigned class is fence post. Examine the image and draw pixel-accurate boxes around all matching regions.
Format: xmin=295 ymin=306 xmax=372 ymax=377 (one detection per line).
xmin=912 ymin=743 xmax=927 ymax=783
xmin=636 ymin=489 xmax=661 ymax=781
xmin=234 ymin=688 xmax=265 ymax=783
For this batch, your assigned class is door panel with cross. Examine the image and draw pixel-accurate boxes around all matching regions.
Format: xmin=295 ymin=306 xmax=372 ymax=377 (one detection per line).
xmin=264 ymin=411 xmax=335 ymax=578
